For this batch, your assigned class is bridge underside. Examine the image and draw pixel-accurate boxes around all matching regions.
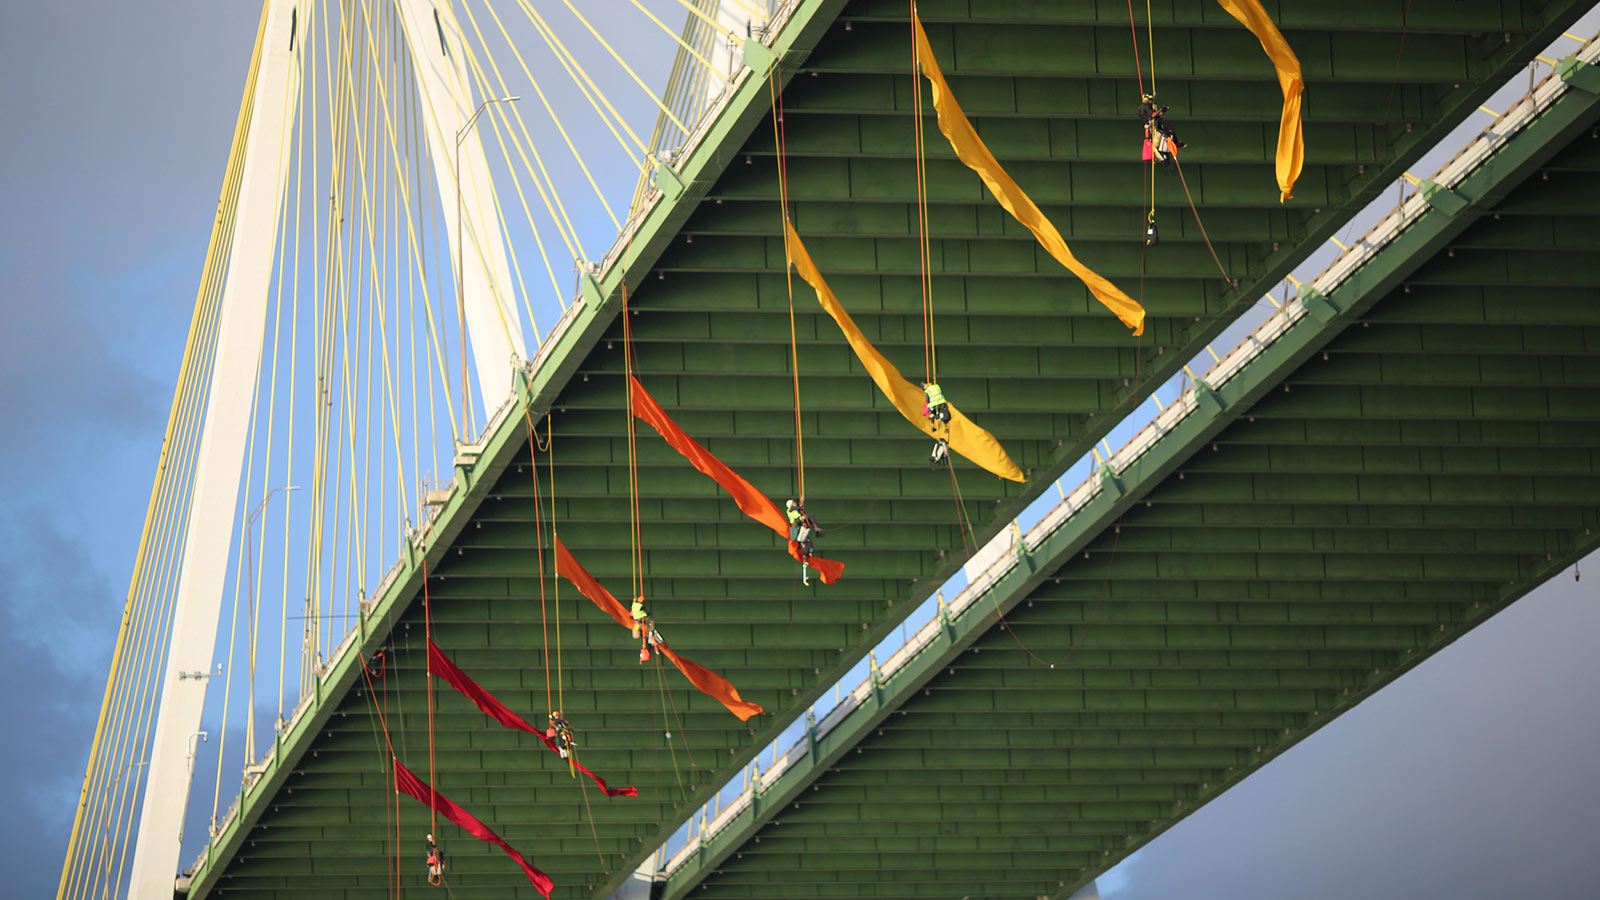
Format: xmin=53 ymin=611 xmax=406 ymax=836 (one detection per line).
xmin=187 ymin=2 xmax=1596 ymax=899
xmin=664 ymin=64 xmax=1600 ymax=900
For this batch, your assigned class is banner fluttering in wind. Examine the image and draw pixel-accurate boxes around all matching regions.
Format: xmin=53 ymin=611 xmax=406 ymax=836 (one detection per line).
xmin=1216 ymin=0 xmax=1305 ymax=201
xmin=553 ymin=536 xmax=765 ymax=721
xmin=393 ymin=759 xmax=554 ymax=898
xmin=784 ymin=222 xmax=1025 ymax=482
xmin=629 ymin=375 xmax=846 ymax=582
xmin=911 ymin=12 xmax=1145 ymax=334
xmin=426 ymin=640 xmax=638 ymax=797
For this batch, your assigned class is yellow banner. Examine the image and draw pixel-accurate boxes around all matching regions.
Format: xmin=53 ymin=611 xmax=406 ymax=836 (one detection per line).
xmin=1217 ymin=0 xmax=1305 ymax=202
xmin=785 ymin=221 xmax=1025 ymax=483
xmin=911 ymin=12 xmax=1144 ymax=335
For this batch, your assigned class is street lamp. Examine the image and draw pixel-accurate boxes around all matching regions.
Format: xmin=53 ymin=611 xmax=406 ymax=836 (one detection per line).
xmin=456 ymin=95 xmax=520 ymax=442
xmin=244 ymin=484 xmax=298 ymax=760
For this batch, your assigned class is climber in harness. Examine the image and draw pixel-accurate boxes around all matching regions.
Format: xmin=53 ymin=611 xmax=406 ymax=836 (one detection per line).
xmin=1139 ymin=94 xmax=1185 ymax=168
xmin=922 ymin=381 xmax=951 ymax=467
xmin=546 ymin=711 xmax=576 ymax=760
xmin=425 ymin=833 xmax=444 ymax=885
xmin=786 ymin=499 xmax=818 ymax=585
xmin=630 ymin=596 xmax=662 ymax=662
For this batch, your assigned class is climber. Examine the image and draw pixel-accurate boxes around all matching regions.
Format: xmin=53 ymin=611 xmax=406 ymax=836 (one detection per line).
xmin=922 ymin=381 xmax=950 ymax=426
xmin=786 ymin=499 xmax=818 ymax=585
xmin=546 ymin=711 xmax=576 ymax=760
xmin=630 ymin=596 xmax=658 ymax=662
xmin=425 ymin=833 xmax=444 ymax=884
xmin=1139 ymin=94 xmax=1185 ymax=168
xmin=922 ymin=382 xmax=952 ymax=467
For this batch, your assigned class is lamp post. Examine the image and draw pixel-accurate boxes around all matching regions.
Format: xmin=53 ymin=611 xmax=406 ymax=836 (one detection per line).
xmin=243 ymin=484 xmax=298 ymax=761
xmin=455 ymin=95 xmax=520 ymax=442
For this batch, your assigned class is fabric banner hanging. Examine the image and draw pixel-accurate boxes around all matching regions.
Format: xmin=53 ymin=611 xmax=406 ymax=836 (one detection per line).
xmin=910 ymin=11 xmax=1145 ymax=334
xmin=553 ymin=536 xmax=766 ymax=721
xmin=1216 ymin=0 xmax=1305 ymax=201
xmin=426 ymin=640 xmax=639 ymax=797
xmin=629 ymin=375 xmax=847 ymax=583
xmin=784 ymin=222 xmax=1025 ymax=482
xmin=393 ymin=759 xmax=555 ymax=898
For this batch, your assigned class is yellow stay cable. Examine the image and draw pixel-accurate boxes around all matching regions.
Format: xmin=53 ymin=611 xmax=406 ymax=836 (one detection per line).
xmin=248 ymin=13 xmax=308 ymax=758
xmin=279 ymin=0 xmax=316 ymax=726
xmin=347 ymin=0 xmax=463 ymax=445
xmin=82 ymin=123 xmax=237 ymax=894
xmin=558 ymin=0 xmax=692 ymax=135
xmin=56 ymin=3 xmax=270 ymax=891
xmin=451 ymin=0 xmax=586 ymax=263
xmin=629 ymin=0 xmax=736 ymax=83
xmin=515 ymin=0 xmax=644 ymax=169
xmin=349 ymin=0 xmax=420 ymax=520
xmin=478 ymin=0 xmax=623 ymax=232
xmin=102 ymin=0 xmax=306 ymax=881
xmin=519 ymin=0 xmax=649 ymax=154
xmin=668 ymin=0 xmax=741 ymax=39
xmin=210 ymin=356 xmax=266 ymax=833
xmin=388 ymin=2 xmax=522 ymax=367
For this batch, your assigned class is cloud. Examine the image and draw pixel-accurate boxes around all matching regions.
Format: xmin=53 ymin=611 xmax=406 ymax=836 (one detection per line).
xmin=0 ymin=510 xmax=126 ymax=897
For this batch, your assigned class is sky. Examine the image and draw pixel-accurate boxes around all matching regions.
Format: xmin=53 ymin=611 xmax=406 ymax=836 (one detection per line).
xmin=1 ymin=3 xmax=1596 ymax=900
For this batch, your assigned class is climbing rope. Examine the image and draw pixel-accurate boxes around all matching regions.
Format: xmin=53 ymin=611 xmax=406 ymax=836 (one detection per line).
xmin=770 ymin=66 xmax=806 ymax=503
xmin=912 ymin=0 xmax=936 ymax=384
xmin=523 ymin=406 xmax=555 ymax=716
xmin=422 ymin=557 xmax=438 ymax=844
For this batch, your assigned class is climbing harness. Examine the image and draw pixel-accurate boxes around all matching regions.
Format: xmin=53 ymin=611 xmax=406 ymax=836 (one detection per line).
xmin=546 ymin=712 xmax=576 ymax=761
xmin=786 ymin=499 xmax=818 ymax=584
xmin=630 ymin=596 xmax=663 ymax=662
xmin=425 ymin=833 xmax=445 ymax=886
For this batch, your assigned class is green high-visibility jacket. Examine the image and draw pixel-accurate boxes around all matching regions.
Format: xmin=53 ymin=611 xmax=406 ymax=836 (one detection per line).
xmin=924 ymin=383 xmax=946 ymax=407
xmin=630 ymin=597 xmax=647 ymax=621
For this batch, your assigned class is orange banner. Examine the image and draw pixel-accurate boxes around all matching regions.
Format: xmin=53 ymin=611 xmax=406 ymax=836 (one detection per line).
xmin=1217 ymin=0 xmax=1304 ymax=201
xmin=630 ymin=375 xmax=846 ymax=583
xmin=784 ymin=222 xmax=1025 ymax=482
xmin=553 ymin=536 xmax=765 ymax=721
xmin=911 ymin=12 xmax=1144 ymax=334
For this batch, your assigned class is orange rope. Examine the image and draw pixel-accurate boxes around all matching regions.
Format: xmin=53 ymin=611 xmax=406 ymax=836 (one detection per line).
xmin=912 ymin=1 xmax=934 ymax=383
xmin=358 ymin=652 xmax=399 ymax=895
xmin=623 ymin=284 xmax=644 ymax=601
xmin=422 ymin=558 xmax=437 ymax=842
xmin=770 ymin=68 xmax=806 ymax=502
xmin=525 ymin=409 xmax=553 ymax=715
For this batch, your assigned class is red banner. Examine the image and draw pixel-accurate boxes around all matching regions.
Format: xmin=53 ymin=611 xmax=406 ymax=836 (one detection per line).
xmin=426 ymin=640 xmax=638 ymax=797
xmin=554 ymin=536 xmax=765 ymax=721
xmin=629 ymin=375 xmax=845 ymax=583
xmin=393 ymin=759 xmax=554 ymax=898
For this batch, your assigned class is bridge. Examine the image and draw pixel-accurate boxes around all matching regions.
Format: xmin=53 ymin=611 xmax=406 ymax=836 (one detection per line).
xmin=60 ymin=2 xmax=1600 ymax=899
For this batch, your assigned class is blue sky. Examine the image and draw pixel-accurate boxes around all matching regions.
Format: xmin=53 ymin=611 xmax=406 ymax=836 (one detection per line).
xmin=4 ymin=3 xmax=1597 ymax=899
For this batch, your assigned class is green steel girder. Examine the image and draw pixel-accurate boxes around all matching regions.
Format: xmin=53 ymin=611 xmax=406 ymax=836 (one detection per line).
xmin=665 ymin=63 xmax=1600 ymax=900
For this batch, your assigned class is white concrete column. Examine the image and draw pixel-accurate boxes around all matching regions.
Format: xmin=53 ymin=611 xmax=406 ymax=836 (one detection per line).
xmin=392 ymin=0 xmax=526 ymax=423
xmin=128 ymin=1 xmax=303 ymax=895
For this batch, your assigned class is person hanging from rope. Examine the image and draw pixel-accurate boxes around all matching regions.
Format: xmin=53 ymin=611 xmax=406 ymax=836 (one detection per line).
xmin=629 ymin=596 xmax=663 ymax=662
xmin=921 ymin=381 xmax=952 ymax=467
xmin=425 ymin=833 xmax=445 ymax=885
xmin=546 ymin=711 xmax=576 ymax=760
xmin=785 ymin=499 xmax=818 ymax=586
xmin=1139 ymin=94 xmax=1186 ymax=168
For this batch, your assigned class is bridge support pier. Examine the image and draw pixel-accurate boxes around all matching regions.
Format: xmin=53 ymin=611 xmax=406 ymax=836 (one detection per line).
xmin=128 ymin=2 xmax=303 ymax=895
